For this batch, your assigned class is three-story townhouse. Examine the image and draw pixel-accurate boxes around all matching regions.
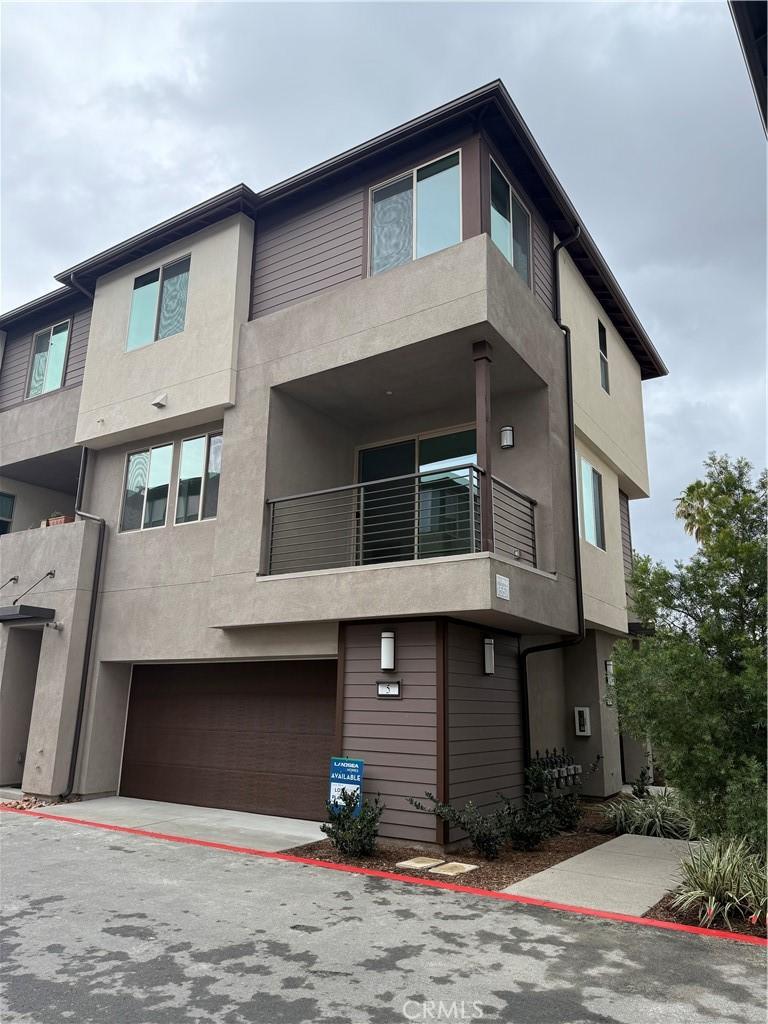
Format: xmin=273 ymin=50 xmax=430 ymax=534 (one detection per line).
xmin=0 ymin=82 xmax=666 ymax=843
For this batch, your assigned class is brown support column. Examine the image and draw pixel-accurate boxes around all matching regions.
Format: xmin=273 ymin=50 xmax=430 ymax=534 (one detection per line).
xmin=473 ymin=340 xmax=494 ymax=552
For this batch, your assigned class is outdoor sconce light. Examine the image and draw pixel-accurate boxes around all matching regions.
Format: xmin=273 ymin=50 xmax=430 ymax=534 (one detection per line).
xmin=500 ymin=426 xmax=515 ymax=449
xmin=380 ymin=631 xmax=396 ymax=671
xmin=483 ymin=637 xmax=495 ymax=675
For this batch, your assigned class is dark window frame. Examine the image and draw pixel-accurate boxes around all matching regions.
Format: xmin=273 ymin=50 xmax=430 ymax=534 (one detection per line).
xmin=598 ymin=320 xmax=610 ymax=393
xmin=24 ymin=318 xmax=72 ymax=400
xmin=0 ymin=491 xmax=15 ymax=535
xmin=125 ymin=254 xmax=191 ymax=352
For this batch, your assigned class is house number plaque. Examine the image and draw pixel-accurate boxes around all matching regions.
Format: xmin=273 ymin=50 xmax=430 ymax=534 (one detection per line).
xmin=376 ymin=680 xmax=402 ymax=699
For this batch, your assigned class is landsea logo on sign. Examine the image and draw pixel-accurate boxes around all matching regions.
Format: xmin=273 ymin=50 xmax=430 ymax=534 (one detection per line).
xmin=329 ymin=757 xmax=364 ymax=817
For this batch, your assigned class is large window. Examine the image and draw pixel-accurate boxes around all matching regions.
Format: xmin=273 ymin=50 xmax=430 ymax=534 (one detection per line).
xmin=0 ymin=492 xmax=15 ymax=536
xmin=370 ymin=152 xmax=461 ymax=275
xmin=120 ymin=444 xmax=173 ymax=531
xmin=175 ymin=432 xmax=223 ymax=524
xmin=489 ymin=159 xmax=531 ymax=287
xmin=27 ymin=321 xmax=70 ymax=398
xmin=598 ymin=320 xmax=610 ymax=393
xmin=126 ymin=256 xmax=190 ymax=351
xmin=579 ymin=456 xmax=606 ymax=550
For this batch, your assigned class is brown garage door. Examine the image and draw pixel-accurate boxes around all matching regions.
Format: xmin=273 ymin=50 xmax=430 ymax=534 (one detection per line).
xmin=120 ymin=661 xmax=336 ymax=820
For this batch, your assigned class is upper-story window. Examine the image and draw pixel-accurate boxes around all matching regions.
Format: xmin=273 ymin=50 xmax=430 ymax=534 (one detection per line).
xmin=0 ymin=492 xmax=14 ymax=536
xmin=120 ymin=444 xmax=173 ymax=531
xmin=370 ymin=152 xmax=461 ymax=275
xmin=120 ymin=434 xmax=222 ymax=532
xmin=175 ymin=432 xmax=222 ymax=524
xmin=579 ymin=455 xmax=606 ymax=550
xmin=598 ymin=320 xmax=610 ymax=393
xmin=490 ymin=159 xmax=531 ymax=287
xmin=126 ymin=256 xmax=191 ymax=352
xmin=26 ymin=320 xmax=70 ymax=398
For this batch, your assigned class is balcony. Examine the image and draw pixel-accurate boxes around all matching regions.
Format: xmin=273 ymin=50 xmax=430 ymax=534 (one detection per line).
xmin=266 ymin=464 xmax=536 ymax=576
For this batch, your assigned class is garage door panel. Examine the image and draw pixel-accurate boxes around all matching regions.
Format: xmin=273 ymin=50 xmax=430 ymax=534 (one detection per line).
xmin=120 ymin=661 xmax=336 ymax=820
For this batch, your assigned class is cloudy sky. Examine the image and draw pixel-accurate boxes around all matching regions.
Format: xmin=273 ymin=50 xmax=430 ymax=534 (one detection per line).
xmin=2 ymin=1 xmax=764 ymax=564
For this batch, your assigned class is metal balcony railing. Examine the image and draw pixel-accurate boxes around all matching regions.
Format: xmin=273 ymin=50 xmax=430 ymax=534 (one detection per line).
xmin=266 ymin=464 xmax=536 ymax=576
xmin=491 ymin=476 xmax=537 ymax=568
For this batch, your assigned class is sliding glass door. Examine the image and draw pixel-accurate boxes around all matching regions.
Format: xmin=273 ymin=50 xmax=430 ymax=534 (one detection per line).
xmin=357 ymin=429 xmax=477 ymax=566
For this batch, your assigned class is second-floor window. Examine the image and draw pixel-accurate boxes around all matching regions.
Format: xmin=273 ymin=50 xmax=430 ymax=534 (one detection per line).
xmin=490 ymin=159 xmax=531 ymax=287
xmin=370 ymin=152 xmax=461 ymax=275
xmin=0 ymin=492 xmax=14 ymax=535
xmin=579 ymin=456 xmax=606 ymax=550
xmin=598 ymin=320 xmax=610 ymax=393
xmin=27 ymin=320 xmax=70 ymax=398
xmin=175 ymin=433 xmax=223 ymax=524
xmin=121 ymin=444 xmax=173 ymax=531
xmin=126 ymin=256 xmax=191 ymax=352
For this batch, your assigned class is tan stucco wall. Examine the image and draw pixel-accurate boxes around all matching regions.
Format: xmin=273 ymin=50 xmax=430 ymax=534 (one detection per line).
xmin=0 ymin=386 xmax=81 ymax=466
xmin=559 ymin=249 xmax=649 ymax=499
xmin=576 ymin=437 xmax=629 ymax=634
xmin=0 ymin=477 xmax=75 ymax=532
xmin=76 ymin=214 xmax=254 ymax=449
xmin=0 ymin=628 xmax=42 ymax=785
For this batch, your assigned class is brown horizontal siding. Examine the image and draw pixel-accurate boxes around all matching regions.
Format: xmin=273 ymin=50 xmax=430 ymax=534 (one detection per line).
xmin=619 ymin=491 xmax=633 ymax=577
xmin=341 ymin=620 xmax=438 ymax=843
xmin=0 ymin=300 xmax=91 ymax=410
xmin=446 ymin=623 xmax=522 ymax=837
xmin=532 ymin=217 xmax=554 ymax=313
xmin=251 ymin=186 xmax=365 ymax=318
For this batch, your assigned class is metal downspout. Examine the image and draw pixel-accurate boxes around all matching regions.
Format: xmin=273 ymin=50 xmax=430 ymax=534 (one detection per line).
xmin=519 ymin=225 xmax=586 ymax=768
xmin=60 ymin=446 xmax=105 ymax=799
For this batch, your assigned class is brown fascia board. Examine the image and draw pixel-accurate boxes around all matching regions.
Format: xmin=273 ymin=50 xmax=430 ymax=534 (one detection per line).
xmin=13 ymin=81 xmax=665 ymax=378
xmin=0 ymin=285 xmax=83 ymax=332
xmin=53 ymin=183 xmax=260 ymax=291
xmin=729 ymin=0 xmax=768 ymax=134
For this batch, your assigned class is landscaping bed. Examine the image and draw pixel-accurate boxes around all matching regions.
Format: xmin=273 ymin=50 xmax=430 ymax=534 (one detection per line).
xmin=284 ymin=828 xmax=610 ymax=893
xmin=644 ymin=891 xmax=767 ymax=939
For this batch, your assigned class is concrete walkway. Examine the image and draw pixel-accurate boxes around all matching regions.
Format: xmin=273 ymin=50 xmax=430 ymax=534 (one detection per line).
xmin=503 ymin=834 xmax=696 ymax=916
xmin=38 ymin=796 xmax=324 ymax=851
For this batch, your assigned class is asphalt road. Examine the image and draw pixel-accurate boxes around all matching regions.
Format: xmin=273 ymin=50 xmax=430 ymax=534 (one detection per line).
xmin=1 ymin=812 xmax=764 ymax=1024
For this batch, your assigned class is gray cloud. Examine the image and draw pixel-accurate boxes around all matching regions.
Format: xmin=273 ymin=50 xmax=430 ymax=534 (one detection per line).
xmin=2 ymin=2 xmax=764 ymax=564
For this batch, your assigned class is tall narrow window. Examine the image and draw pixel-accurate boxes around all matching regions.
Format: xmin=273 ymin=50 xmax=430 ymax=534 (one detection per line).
xmin=598 ymin=320 xmax=610 ymax=393
xmin=175 ymin=432 xmax=222 ymax=524
xmin=26 ymin=321 xmax=70 ymax=398
xmin=120 ymin=444 xmax=173 ymax=531
xmin=580 ymin=456 xmax=606 ymax=550
xmin=489 ymin=159 xmax=531 ymax=287
xmin=370 ymin=152 xmax=460 ymax=275
xmin=0 ymin=492 xmax=15 ymax=536
xmin=126 ymin=256 xmax=190 ymax=351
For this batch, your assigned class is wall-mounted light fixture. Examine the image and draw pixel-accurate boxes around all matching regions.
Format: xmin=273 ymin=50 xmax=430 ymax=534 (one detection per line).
xmin=499 ymin=426 xmax=515 ymax=449
xmin=483 ymin=637 xmax=495 ymax=675
xmin=380 ymin=630 xmax=396 ymax=671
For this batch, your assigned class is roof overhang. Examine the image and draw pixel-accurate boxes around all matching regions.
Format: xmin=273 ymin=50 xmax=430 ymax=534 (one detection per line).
xmin=0 ymin=605 xmax=56 ymax=624
xmin=6 ymin=81 xmax=667 ymax=379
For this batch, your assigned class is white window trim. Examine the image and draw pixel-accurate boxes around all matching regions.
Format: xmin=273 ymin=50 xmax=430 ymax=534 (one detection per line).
xmin=25 ymin=318 xmax=72 ymax=400
xmin=173 ymin=431 xmax=222 ymax=526
xmin=489 ymin=157 xmax=532 ymax=288
xmin=577 ymin=454 xmax=606 ymax=551
xmin=119 ymin=443 xmax=174 ymax=533
xmin=368 ymin=149 xmax=463 ymax=276
xmin=598 ymin=320 xmax=610 ymax=394
xmin=125 ymin=254 xmax=191 ymax=353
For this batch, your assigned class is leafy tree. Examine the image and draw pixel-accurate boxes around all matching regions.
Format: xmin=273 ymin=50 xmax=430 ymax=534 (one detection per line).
xmin=612 ymin=455 xmax=766 ymax=845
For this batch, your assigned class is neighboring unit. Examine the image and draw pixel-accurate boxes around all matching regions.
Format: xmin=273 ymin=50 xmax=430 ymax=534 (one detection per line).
xmin=0 ymin=82 xmax=666 ymax=842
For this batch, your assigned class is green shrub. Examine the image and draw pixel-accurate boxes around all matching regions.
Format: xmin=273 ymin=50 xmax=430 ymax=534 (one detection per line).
xmin=321 ymin=789 xmax=383 ymax=858
xmin=631 ymin=766 xmax=652 ymax=800
xmin=408 ymin=793 xmax=507 ymax=860
xmin=601 ymin=791 xmax=693 ymax=840
xmin=550 ymin=792 xmax=583 ymax=832
xmin=671 ymin=838 xmax=767 ymax=930
xmin=498 ymin=795 xmax=552 ymax=851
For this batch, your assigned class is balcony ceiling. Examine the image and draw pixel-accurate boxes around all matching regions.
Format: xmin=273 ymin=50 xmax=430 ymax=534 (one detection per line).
xmin=1 ymin=447 xmax=81 ymax=495
xmin=277 ymin=332 xmax=542 ymax=430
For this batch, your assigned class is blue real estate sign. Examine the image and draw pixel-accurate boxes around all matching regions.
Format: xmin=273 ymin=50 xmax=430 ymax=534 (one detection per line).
xmin=329 ymin=757 xmax=364 ymax=817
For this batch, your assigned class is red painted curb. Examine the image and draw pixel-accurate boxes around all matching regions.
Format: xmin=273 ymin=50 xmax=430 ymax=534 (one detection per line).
xmin=3 ymin=804 xmax=766 ymax=947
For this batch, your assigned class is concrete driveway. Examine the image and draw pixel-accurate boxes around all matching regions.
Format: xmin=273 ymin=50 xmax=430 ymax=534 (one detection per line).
xmin=1 ymin=812 xmax=764 ymax=1024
